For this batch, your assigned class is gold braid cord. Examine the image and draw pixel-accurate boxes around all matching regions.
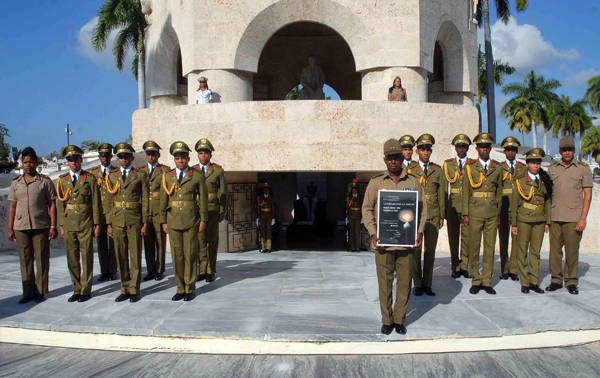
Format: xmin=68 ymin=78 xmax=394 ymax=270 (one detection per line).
xmin=162 ymin=172 xmax=177 ymax=196
xmin=105 ymin=173 xmax=121 ymax=194
xmin=516 ymin=179 xmax=535 ymax=201
xmin=419 ymin=175 xmax=426 ymax=186
xmin=503 ymin=171 xmax=512 ymax=181
xmin=56 ymin=177 xmax=71 ymax=202
xmin=444 ymin=162 xmax=459 ymax=184
xmin=466 ymin=164 xmax=485 ymax=188
xmin=97 ymin=177 xmax=103 ymax=188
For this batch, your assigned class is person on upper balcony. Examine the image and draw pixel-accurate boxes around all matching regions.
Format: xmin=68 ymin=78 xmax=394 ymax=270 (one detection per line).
xmin=195 ymin=76 xmax=213 ymax=104
xmin=388 ymin=76 xmax=407 ymax=102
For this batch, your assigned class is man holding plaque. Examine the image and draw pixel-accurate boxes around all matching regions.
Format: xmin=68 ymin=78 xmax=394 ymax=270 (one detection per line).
xmin=362 ymin=139 xmax=427 ymax=336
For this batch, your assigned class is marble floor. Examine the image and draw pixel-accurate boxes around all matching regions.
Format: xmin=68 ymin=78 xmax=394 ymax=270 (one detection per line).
xmin=1 ymin=249 xmax=600 ymax=341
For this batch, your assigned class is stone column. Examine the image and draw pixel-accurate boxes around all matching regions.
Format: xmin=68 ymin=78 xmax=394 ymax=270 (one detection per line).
xmin=188 ymin=69 xmax=253 ymax=104
xmin=361 ymin=67 xmax=428 ymax=102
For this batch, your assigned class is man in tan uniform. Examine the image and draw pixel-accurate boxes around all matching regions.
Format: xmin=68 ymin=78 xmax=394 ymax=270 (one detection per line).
xmin=363 ymin=139 xmax=427 ymax=335
xmin=193 ymin=138 xmax=227 ymax=283
xmin=57 ymin=145 xmax=102 ymax=302
xmin=546 ymin=136 xmax=593 ymax=295
xmin=346 ymin=180 xmax=363 ymax=252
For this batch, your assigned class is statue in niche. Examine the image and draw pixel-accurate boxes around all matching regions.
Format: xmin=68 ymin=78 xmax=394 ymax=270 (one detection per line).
xmin=299 ymin=56 xmax=326 ymax=100
xmin=287 ymin=182 xmax=333 ymax=240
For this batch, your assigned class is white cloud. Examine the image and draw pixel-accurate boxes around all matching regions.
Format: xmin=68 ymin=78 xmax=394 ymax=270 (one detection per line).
xmin=77 ymin=16 xmax=133 ymax=71
xmin=477 ymin=18 xmax=580 ymax=71
xmin=565 ymin=68 xmax=600 ymax=87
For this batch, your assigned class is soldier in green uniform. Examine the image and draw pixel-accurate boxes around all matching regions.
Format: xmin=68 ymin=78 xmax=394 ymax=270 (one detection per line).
xmin=399 ymin=135 xmax=415 ymax=167
xmin=409 ymin=134 xmax=446 ymax=297
xmin=444 ymin=134 xmax=471 ymax=279
xmin=462 ymin=133 xmax=503 ymax=295
xmin=346 ymin=179 xmax=364 ymax=252
xmin=57 ymin=145 xmax=102 ymax=302
xmin=160 ymin=141 xmax=208 ymax=301
xmin=105 ymin=142 xmax=149 ymax=302
xmin=91 ymin=143 xmax=118 ymax=282
xmin=499 ymin=137 xmax=526 ymax=281
xmin=192 ymin=138 xmax=227 ymax=283
xmin=138 ymin=141 xmax=170 ymax=282
xmin=546 ymin=136 xmax=593 ymax=295
xmin=362 ymin=139 xmax=426 ymax=335
xmin=511 ymin=148 xmax=551 ymax=294
xmin=257 ymin=183 xmax=275 ymax=253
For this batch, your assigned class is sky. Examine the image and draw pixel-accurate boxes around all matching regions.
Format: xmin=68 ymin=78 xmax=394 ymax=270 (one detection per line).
xmin=0 ymin=0 xmax=598 ymax=157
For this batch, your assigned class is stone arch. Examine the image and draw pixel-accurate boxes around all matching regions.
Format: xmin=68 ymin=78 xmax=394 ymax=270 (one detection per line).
xmin=430 ymin=17 xmax=466 ymax=93
xmin=234 ymin=0 xmax=371 ymax=73
xmin=146 ymin=20 xmax=184 ymax=99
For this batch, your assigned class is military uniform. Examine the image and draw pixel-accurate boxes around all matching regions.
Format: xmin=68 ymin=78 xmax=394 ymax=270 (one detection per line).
xmin=511 ymin=148 xmax=550 ymax=293
xmin=444 ymin=134 xmax=471 ymax=278
xmin=160 ymin=142 xmax=208 ymax=299
xmin=346 ymin=180 xmax=364 ymax=252
xmin=499 ymin=137 xmax=527 ymax=280
xmin=57 ymin=145 xmax=102 ymax=301
xmin=463 ymin=133 xmax=503 ymax=293
xmin=192 ymin=138 xmax=227 ymax=280
xmin=105 ymin=143 xmax=149 ymax=301
xmin=90 ymin=143 xmax=118 ymax=280
xmin=258 ymin=184 xmax=275 ymax=252
xmin=547 ymin=136 xmax=593 ymax=293
xmin=362 ymin=139 xmax=427 ymax=333
xmin=399 ymin=135 xmax=415 ymax=167
xmin=409 ymin=134 xmax=446 ymax=295
xmin=138 ymin=141 xmax=170 ymax=281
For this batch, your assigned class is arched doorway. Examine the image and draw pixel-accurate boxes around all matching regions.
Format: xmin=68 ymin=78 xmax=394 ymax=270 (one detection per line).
xmin=253 ymin=22 xmax=361 ymax=101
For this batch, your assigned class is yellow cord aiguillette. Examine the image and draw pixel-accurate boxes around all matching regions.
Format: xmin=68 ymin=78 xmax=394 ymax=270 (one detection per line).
xmin=56 ymin=177 xmax=71 ymax=202
xmin=105 ymin=173 xmax=121 ymax=194
xmin=162 ymin=172 xmax=177 ymax=195
xmin=466 ymin=164 xmax=485 ymax=188
xmin=444 ymin=162 xmax=459 ymax=184
xmin=516 ymin=179 xmax=535 ymax=201
xmin=503 ymin=171 xmax=512 ymax=181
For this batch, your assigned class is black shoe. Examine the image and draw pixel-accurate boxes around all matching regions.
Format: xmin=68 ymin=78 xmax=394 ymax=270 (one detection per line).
xmin=381 ymin=324 xmax=394 ymax=335
xmin=68 ymin=294 xmax=80 ymax=303
xmin=206 ymin=274 xmax=216 ymax=283
xmin=265 ymin=249 xmax=271 ymax=253
xmin=469 ymin=285 xmax=481 ymax=295
xmin=18 ymin=296 xmax=35 ymax=304
xmin=196 ymin=274 xmax=207 ymax=282
xmin=423 ymin=287 xmax=436 ymax=296
xmin=521 ymin=286 xmax=530 ymax=294
xmin=143 ymin=272 xmax=156 ymax=282
xmin=545 ymin=283 xmax=563 ymax=292
xmin=129 ymin=294 xmax=141 ymax=302
xmin=451 ymin=271 xmax=461 ymax=279
xmin=499 ymin=273 xmax=509 ymax=280
xmin=567 ymin=285 xmax=579 ymax=295
xmin=395 ymin=324 xmax=407 ymax=335
xmin=412 ymin=287 xmax=423 ymax=296
xmin=171 ymin=293 xmax=185 ymax=301
xmin=115 ymin=293 xmax=130 ymax=302
xmin=98 ymin=274 xmax=109 ymax=282
xmin=530 ymin=284 xmax=545 ymax=294
xmin=78 ymin=294 xmax=92 ymax=302
xmin=184 ymin=292 xmax=196 ymax=301
xmin=461 ymin=269 xmax=471 ymax=279
xmin=108 ymin=273 xmax=118 ymax=281
xmin=509 ymin=273 xmax=519 ymax=281
xmin=482 ymin=286 xmax=497 ymax=295
xmin=35 ymin=294 xmax=46 ymax=303
xmin=155 ymin=273 xmax=165 ymax=281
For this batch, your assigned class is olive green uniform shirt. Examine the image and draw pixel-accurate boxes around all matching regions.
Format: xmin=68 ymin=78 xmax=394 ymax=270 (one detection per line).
xmin=57 ymin=170 xmax=102 ymax=231
xmin=105 ymin=168 xmax=149 ymax=226
xmin=159 ymin=168 xmax=208 ymax=229
xmin=90 ymin=165 xmax=116 ymax=221
xmin=548 ymin=160 xmax=593 ymax=222
xmin=462 ymin=159 xmax=503 ymax=218
xmin=511 ymin=174 xmax=551 ymax=225
xmin=193 ymin=163 xmax=227 ymax=213
xmin=408 ymin=161 xmax=446 ymax=220
xmin=443 ymin=158 xmax=466 ymax=215
xmin=137 ymin=163 xmax=171 ymax=218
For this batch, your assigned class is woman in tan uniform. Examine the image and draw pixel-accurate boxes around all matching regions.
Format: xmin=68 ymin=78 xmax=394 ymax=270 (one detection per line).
xmin=388 ymin=76 xmax=407 ymax=102
xmin=7 ymin=147 xmax=58 ymax=304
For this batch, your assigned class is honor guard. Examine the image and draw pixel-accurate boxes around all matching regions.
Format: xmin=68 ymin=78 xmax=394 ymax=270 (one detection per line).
xmin=499 ymin=136 xmax=526 ymax=281
xmin=462 ymin=133 xmax=503 ymax=295
xmin=399 ymin=135 xmax=415 ymax=167
xmin=160 ymin=142 xmax=208 ymax=301
xmin=346 ymin=179 xmax=364 ymax=252
xmin=57 ymin=145 xmax=102 ymax=303
xmin=362 ymin=139 xmax=427 ymax=335
xmin=257 ymin=183 xmax=275 ymax=253
xmin=444 ymin=134 xmax=472 ymax=279
xmin=511 ymin=148 xmax=551 ymax=294
xmin=138 ymin=141 xmax=170 ymax=282
xmin=546 ymin=136 xmax=593 ymax=295
xmin=105 ymin=142 xmax=149 ymax=303
xmin=409 ymin=134 xmax=446 ymax=297
xmin=91 ymin=143 xmax=118 ymax=282
xmin=193 ymin=138 xmax=227 ymax=283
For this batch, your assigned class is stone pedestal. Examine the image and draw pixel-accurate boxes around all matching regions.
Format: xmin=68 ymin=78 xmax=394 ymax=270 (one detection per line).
xmin=187 ymin=70 xmax=253 ymax=104
xmin=361 ymin=67 xmax=428 ymax=102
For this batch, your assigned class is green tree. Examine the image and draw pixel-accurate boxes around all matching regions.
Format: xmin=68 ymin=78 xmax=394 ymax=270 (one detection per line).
xmin=46 ymin=151 xmax=59 ymax=161
xmin=81 ymin=140 xmax=102 ymax=152
xmin=11 ymin=146 xmax=22 ymax=164
xmin=584 ymin=76 xmax=600 ymax=114
xmin=285 ymin=86 xmax=301 ymax=100
xmin=0 ymin=124 xmax=11 ymax=160
xmin=475 ymin=0 xmax=529 ymax=139
xmin=551 ymin=95 xmax=593 ymax=153
xmin=92 ymin=0 xmax=148 ymax=109
xmin=502 ymin=70 xmax=561 ymax=150
xmin=500 ymin=97 xmax=533 ymax=146
xmin=582 ymin=125 xmax=600 ymax=163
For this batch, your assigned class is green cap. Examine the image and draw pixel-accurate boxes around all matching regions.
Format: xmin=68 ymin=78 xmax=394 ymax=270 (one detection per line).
xmin=169 ymin=141 xmax=191 ymax=155
xmin=142 ymin=141 xmax=162 ymax=152
xmin=452 ymin=134 xmax=471 ymax=146
xmin=559 ymin=136 xmax=575 ymax=149
xmin=114 ymin=142 xmax=135 ymax=155
xmin=501 ymin=136 xmax=521 ymax=149
xmin=473 ymin=132 xmax=495 ymax=145
xmin=525 ymin=148 xmax=545 ymax=160
xmin=399 ymin=135 xmax=415 ymax=147
xmin=416 ymin=133 xmax=435 ymax=147
xmin=194 ymin=138 xmax=215 ymax=152
xmin=384 ymin=139 xmax=402 ymax=156
xmin=63 ymin=145 xmax=84 ymax=158
xmin=98 ymin=143 xmax=114 ymax=154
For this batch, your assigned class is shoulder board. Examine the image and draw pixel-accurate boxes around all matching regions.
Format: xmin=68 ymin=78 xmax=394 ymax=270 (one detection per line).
xmin=159 ymin=164 xmax=171 ymax=171
xmin=514 ymin=173 xmax=527 ymax=180
xmin=516 ymin=161 xmax=524 ymax=167
xmin=407 ymin=161 xmax=419 ymax=169
xmin=467 ymin=159 xmax=477 ymax=165
xmin=444 ymin=158 xmax=454 ymax=163
xmin=430 ymin=162 xmax=441 ymax=168
xmin=211 ymin=163 xmax=222 ymax=169
xmin=191 ymin=164 xmax=199 ymax=169
xmin=192 ymin=167 xmax=202 ymax=173
xmin=137 ymin=166 xmax=146 ymax=171
xmin=13 ymin=175 xmax=22 ymax=181
xmin=40 ymin=174 xmax=51 ymax=180
xmin=59 ymin=172 xmax=70 ymax=178
xmin=578 ymin=161 xmax=588 ymax=166
xmin=549 ymin=161 xmax=559 ymax=167
xmin=492 ymin=159 xmax=501 ymax=166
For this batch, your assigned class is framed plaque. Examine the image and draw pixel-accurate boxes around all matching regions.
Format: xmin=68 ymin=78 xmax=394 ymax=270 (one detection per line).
xmin=377 ymin=190 xmax=419 ymax=247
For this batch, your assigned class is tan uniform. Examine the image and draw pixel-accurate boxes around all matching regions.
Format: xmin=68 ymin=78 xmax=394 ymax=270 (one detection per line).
xmin=258 ymin=195 xmax=274 ymax=250
xmin=57 ymin=171 xmax=102 ymax=295
xmin=8 ymin=174 xmax=57 ymax=298
xmin=499 ymin=160 xmax=526 ymax=276
xmin=362 ymin=170 xmax=427 ymax=326
xmin=444 ymin=157 xmax=469 ymax=273
xmin=347 ymin=194 xmax=364 ymax=251
xmin=388 ymin=87 xmax=407 ymax=101
xmin=91 ymin=166 xmax=117 ymax=276
xmin=548 ymin=160 xmax=593 ymax=286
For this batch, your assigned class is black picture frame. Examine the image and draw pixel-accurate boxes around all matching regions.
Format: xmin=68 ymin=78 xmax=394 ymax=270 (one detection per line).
xmin=377 ymin=190 xmax=419 ymax=247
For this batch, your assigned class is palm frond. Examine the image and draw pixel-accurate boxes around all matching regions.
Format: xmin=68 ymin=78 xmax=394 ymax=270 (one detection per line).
xmin=494 ymin=0 xmax=511 ymax=24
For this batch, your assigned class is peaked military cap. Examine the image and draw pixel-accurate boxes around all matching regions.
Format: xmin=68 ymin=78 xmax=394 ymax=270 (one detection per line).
xmin=142 ymin=140 xmax=161 ymax=152
xmin=384 ymin=139 xmax=402 ymax=156
xmin=501 ymin=136 xmax=521 ymax=149
xmin=198 ymin=76 xmax=208 ymax=82
xmin=473 ymin=132 xmax=495 ymax=145
xmin=525 ymin=148 xmax=545 ymax=161
xmin=559 ymin=136 xmax=575 ymax=149
xmin=114 ymin=142 xmax=135 ymax=155
xmin=98 ymin=143 xmax=114 ymax=154
xmin=399 ymin=135 xmax=415 ymax=147
xmin=194 ymin=138 xmax=215 ymax=152
xmin=169 ymin=141 xmax=191 ymax=155
xmin=63 ymin=145 xmax=84 ymax=158
xmin=452 ymin=134 xmax=472 ymax=146
xmin=416 ymin=134 xmax=435 ymax=147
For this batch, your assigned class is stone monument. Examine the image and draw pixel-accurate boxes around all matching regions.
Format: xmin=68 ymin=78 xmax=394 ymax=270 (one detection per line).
xmin=299 ymin=57 xmax=325 ymax=100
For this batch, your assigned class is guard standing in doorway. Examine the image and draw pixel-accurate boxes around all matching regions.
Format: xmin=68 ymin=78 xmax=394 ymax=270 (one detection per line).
xmin=346 ymin=179 xmax=363 ymax=252
xmin=257 ymin=183 xmax=275 ymax=253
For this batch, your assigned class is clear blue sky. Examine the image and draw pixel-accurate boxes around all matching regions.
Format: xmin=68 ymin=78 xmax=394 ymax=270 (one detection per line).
xmin=0 ymin=1 xmax=597 ymax=157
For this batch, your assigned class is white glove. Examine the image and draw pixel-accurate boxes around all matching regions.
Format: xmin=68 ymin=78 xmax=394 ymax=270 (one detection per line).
xmin=256 ymin=218 xmax=259 ymax=227
xmin=271 ymin=219 xmax=275 ymax=226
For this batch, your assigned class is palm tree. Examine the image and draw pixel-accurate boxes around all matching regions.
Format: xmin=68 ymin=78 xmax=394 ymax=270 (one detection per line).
xmin=584 ymin=76 xmax=600 ymax=114
xmin=502 ymin=70 xmax=561 ymax=149
xmin=582 ymin=125 xmax=600 ymax=163
xmin=81 ymin=140 xmax=102 ymax=152
xmin=476 ymin=0 xmax=529 ymax=140
xmin=501 ymin=97 xmax=534 ymax=145
xmin=551 ymin=95 xmax=593 ymax=153
xmin=92 ymin=0 xmax=148 ymax=109
xmin=476 ymin=46 xmax=515 ymax=132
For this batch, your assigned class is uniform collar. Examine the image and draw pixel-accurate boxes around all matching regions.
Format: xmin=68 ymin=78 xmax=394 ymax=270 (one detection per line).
xmin=70 ymin=169 xmax=83 ymax=178
xmin=175 ymin=167 xmax=189 ymax=177
xmin=456 ymin=156 xmax=467 ymax=165
xmin=101 ymin=165 xmax=112 ymax=174
xmin=148 ymin=162 xmax=158 ymax=170
xmin=419 ymin=161 xmax=429 ymax=170
xmin=558 ymin=159 xmax=577 ymax=167
xmin=528 ymin=172 xmax=539 ymax=181
xmin=403 ymin=159 xmax=412 ymax=167
xmin=505 ymin=158 xmax=516 ymax=166
xmin=120 ymin=165 xmax=132 ymax=174
xmin=479 ymin=158 xmax=491 ymax=168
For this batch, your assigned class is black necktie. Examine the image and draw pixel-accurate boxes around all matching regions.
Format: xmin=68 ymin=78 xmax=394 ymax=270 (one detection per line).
xmin=510 ymin=161 xmax=514 ymax=174
xmin=122 ymin=170 xmax=127 ymax=182
xmin=483 ymin=164 xmax=488 ymax=174
xmin=424 ymin=163 xmax=428 ymax=176
xmin=104 ymin=168 xmax=109 ymax=178
xmin=458 ymin=159 xmax=463 ymax=172
xmin=535 ymin=176 xmax=539 ymax=186
xmin=178 ymin=171 xmax=183 ymax=183
xmin=202 ymin=166 xmax=206 ymax=174
xmin=149 ymin=167 xmax=154 ymax=178
xmin=72 ymin=174 xmax=77 ymax=187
